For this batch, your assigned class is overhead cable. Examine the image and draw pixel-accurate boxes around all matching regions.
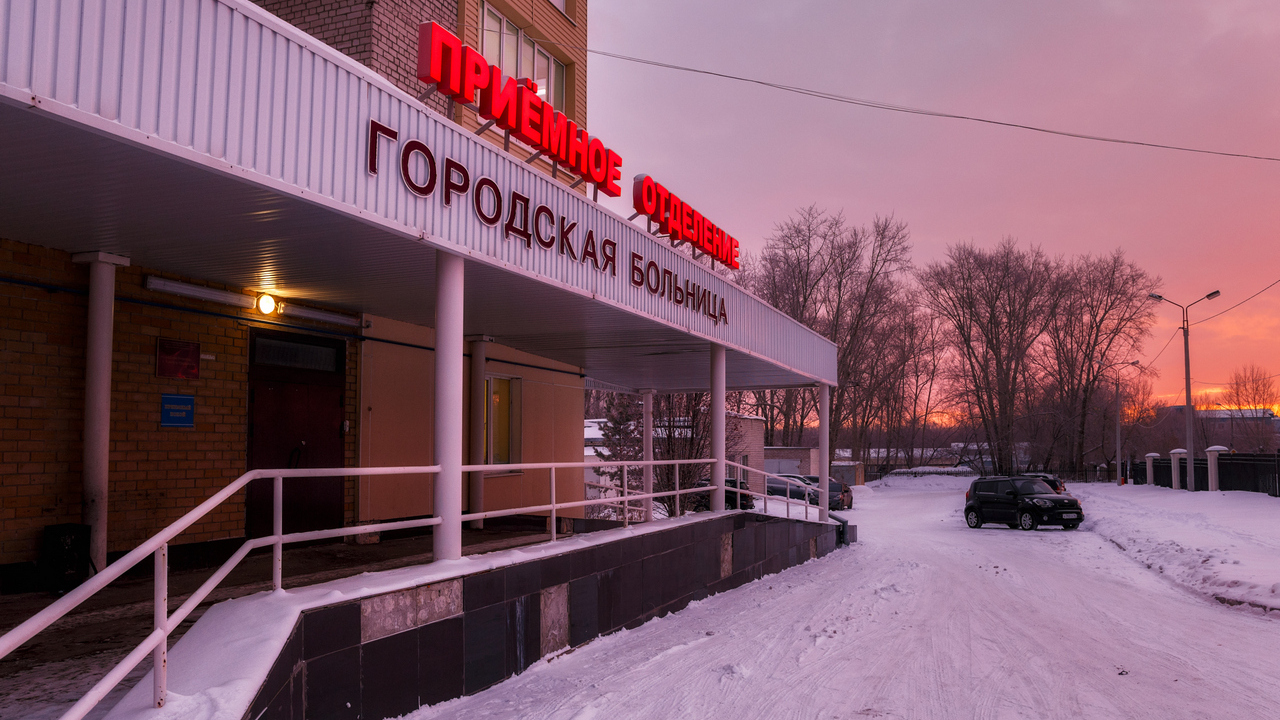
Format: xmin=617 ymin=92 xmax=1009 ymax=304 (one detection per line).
xmin=470 ymin=25 xmax=1280 ymax=164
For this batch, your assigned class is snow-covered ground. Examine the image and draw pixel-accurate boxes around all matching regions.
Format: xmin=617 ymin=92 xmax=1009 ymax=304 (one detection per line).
xmin=1072 ymin=482 xmax=1280 ymax=611
xmin=401 ymin=476 xmax=1280 ymax=719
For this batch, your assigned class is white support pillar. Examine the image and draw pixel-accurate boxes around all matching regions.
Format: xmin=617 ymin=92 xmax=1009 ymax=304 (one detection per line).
xmin=1145 ymin=452 xmax=1160 ymax=486
xmin=435 ymin=251 xmax=465 ymax=560
xmin=710 ymin=344 xmax=726 ymax=512
xmin=72 ymin=252 xmax=129 ymax=573
xmin=818 ymin=384 xmax=830 ymax=522
xmin=1206 ymin=445 xmax=1227 ymax=492
xmin=642 ymin=390 xmax=654 ymax=522
xmin=1170 ymin=449 xmax=1185 ymax=490
xmin=468 ymin=337 xmax=489 ymax=530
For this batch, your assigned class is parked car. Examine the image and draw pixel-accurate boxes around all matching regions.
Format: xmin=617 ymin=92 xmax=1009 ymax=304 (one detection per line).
xmin=686 ymin=476 xmax=754 ymax=512
xmin=1023 ymin=472 xmax=1068 ymax=494
xmin=963 ymin=476 xmax=1084 ymax=531
xmin=792 ymin=474 xmax=852 ymax=511
xmin=766 ymin=475 xmax=818 ymax=504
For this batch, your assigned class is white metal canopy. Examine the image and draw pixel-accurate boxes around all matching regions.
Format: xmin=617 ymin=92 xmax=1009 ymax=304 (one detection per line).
xmin=0 ymin=0 xmax=836 ymax=392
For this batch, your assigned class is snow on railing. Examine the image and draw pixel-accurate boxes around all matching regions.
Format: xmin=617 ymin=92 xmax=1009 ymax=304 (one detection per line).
xmin=0 ymin=457 xmax=829 ymax=720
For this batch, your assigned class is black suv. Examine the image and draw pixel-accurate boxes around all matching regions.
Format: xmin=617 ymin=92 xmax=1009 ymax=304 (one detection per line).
xmin=964 ymin=476 xmax=1083 ymax=531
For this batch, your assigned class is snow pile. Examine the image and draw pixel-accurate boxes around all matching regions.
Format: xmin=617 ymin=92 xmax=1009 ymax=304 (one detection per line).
xmin=1074 ymin=483 xmax=1280 ymax=611
xmin=884 ymin=465 xmax=976 ymax=477
xmin=869 ymin=473 xmax=973 ymax=491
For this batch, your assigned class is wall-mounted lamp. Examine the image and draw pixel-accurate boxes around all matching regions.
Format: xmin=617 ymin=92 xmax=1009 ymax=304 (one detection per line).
xmin=146 ymin=276 xmax=360 ymax=327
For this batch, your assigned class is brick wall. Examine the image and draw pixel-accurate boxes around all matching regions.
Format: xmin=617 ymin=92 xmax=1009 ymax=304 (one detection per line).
xmin=0 ymin=241 xmax=88 ymax=566
xmin=250 ymin=0 xmax=456 ymax=116
xmin=249 ymin=0 xmax=590 ymax=193
xmin=0 ymin=238 xmax=361 ymax=568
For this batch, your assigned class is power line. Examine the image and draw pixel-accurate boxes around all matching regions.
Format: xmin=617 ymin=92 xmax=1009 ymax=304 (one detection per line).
xmin=1145 ymin=326 xmax=1181 ymax=368
xmin=469 ymin=25 xmax=1280 ymax=163
xmin=1192 ymin=275 xmax=1280 ymax=326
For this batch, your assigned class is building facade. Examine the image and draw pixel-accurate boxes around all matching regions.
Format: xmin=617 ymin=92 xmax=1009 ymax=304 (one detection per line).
xmin=0 ymin=0 xmax=836 ymax=591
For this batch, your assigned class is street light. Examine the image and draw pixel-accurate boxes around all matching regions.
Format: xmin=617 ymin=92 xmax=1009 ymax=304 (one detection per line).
xmin=1149 ymin=290 xmax=1221 ymax=490
xmin=1108 ymin=360 xmax=1142 ymax=484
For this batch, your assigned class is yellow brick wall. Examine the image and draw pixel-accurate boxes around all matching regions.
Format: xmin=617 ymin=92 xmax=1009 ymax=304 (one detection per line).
xmin=0 ymin=238 xmax=361 ymax=566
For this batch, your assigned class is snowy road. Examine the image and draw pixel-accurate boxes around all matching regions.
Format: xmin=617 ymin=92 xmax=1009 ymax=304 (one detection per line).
xmin=406 ymin=480 xmax=1280 ymax=720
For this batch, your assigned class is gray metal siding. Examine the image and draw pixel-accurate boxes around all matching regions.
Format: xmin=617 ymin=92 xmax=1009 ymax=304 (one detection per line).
xmin=0 ymin=0 xmax=836 ymax=385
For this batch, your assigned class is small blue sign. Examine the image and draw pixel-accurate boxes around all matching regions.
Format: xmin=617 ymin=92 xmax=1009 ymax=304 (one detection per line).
xmin=160 ymin=394 xmax=195 ymax=428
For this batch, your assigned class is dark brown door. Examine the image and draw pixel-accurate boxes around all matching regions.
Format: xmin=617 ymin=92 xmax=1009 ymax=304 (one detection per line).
xmin=246 ymin=331 xmax=347 ymax=538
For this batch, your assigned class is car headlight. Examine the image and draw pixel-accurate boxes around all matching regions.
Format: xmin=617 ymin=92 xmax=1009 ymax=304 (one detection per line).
xmin=1033 ymin=498 xmax=1053 ymax=508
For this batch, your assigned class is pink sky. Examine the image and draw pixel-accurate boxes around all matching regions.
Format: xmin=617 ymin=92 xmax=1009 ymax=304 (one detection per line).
xmin=586 ymin=0 xmax=1280 ymax=404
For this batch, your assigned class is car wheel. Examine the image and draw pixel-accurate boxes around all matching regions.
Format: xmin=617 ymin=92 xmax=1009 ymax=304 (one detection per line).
xmin=1063 ymin=523 xmax=1078 ymax=530
xmin=965 ymin=509 xmax=983 ymax=528
xmin=1018 ymin=511 xmax=1038 ymax=531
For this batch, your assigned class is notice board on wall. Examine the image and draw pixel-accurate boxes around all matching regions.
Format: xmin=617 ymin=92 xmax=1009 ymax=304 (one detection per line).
xmin=160 ymin=394 xmax=195 ymax=428
xmin=156 ymin=338 xmax=200 ymax=379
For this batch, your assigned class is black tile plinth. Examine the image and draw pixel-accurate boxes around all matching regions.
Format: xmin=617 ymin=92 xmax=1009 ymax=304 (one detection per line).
xmin=463 ymin=570 xmax=505 ymax=612
xmin=241 ymin=512 xmax=843 ymax=720
xmin=419 ymin=616 xmax=464 ymax=706
xmin=302 ymin=603 xmax=360 ymax=661
xmin=305 ymin=645 xmax=360 ymax=720
xmin=362 ymin=629 xmax=418 ymax=720
xmin=463 ymin=603 xmax=507 ymax=694
xmin=569 ymin=574 xmax=599 ymax=646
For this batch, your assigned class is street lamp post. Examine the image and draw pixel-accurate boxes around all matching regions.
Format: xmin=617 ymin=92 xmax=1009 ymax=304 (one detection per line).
xmin=1149 ymin=290 xmax=1220 ymax=491
xmin=1108 ymin=360 xmax=1141 ymax=484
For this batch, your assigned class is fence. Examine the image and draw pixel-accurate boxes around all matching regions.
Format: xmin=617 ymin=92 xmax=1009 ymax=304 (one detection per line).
xmin=0 ymin=458 xmax=823 ymax=720
xmin=1218 ymin=453 xmax=1280 ymax=496
xmin=1142 ymin=453 xmax=1279 ymax=495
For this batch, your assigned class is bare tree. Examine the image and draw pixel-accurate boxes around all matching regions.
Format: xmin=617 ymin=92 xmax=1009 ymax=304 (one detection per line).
xmin=1039 ymin=250 xmax=1159 ymax=476
xmin=747 ymin=209 xmax=912 ymax=464
xmin=1222 ymin=365 xmax=1279 ymax=452
xmin=918 ymin=239 xmax=1064 ymax=475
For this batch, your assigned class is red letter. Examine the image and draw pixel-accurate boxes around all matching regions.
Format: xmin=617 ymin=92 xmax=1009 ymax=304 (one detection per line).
xmin=516 ymin=82 xmax=544 ymax=148
xmin=459 ymin=47 xmax=490 ymax=104
xmin=633 ymin=175 xmax=657 ymax=216
xmin=416 ymin=23 xmax=462 ymax=97
xmin=542 ymin=108 xmax=570 ymax=163
xmin=586 ymin=137 xmax=608 ymax=185
xmin=478 ymin=67 xmax=519 ymax=132
xmin=565 ymin=123 xmax=589 ymax=177
xmin=600 ymin=150 xmax=623 ymax=197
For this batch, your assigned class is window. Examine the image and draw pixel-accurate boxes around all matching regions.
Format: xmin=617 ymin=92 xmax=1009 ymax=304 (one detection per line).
xmin=480 ymin=3 xmax=568 ymax=113
xmin=548 ymin=0 xmax=566 ymax=13
xmin=485 ymin=376 xmax=521 ymax=465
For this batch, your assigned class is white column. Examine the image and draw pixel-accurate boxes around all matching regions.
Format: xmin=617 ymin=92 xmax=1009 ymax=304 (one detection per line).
xmin=642 ymin=389 xmax=653 ymax=522
xmin=1170 ymin=449 xmax=1185 ymax=490
xmin=468 ymin=338 xmax=488 ymax=530
xmin=710 ymin=344 xmax=726 ymax=512
xmin=434 ymin=251 xmax=465 ymax=560
xmin=1206 ymin=445 xmax=1227 ymax=492
xmin=72 ymin=252 xmax=129 ymax=573
xmin=1145 ymin=453 xmax=1160 ymax=486
xmin=818 ymin=384 xmax=830 ymax=522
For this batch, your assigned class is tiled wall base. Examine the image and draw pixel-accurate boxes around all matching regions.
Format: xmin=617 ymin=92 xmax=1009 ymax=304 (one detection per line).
xmin=245 ymin=513 xmax=842 ymax=720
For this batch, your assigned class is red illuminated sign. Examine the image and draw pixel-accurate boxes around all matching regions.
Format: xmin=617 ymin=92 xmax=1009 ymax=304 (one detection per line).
xmin=417 ymin=23 xmax=623 ymax=197
xmin=632 ymin=175 xmax=739 ymax=270
xmin=416 ymin=23 xmax=741 ymax=271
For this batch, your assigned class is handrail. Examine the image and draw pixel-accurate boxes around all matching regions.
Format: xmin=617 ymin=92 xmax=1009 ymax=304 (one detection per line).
xmin=1 ymin=457 xmax=828 ymax=720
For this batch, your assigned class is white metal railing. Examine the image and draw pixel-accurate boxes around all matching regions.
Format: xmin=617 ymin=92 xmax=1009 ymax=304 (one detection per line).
xmin=0 ymin=457 xmax=826 ymax=720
